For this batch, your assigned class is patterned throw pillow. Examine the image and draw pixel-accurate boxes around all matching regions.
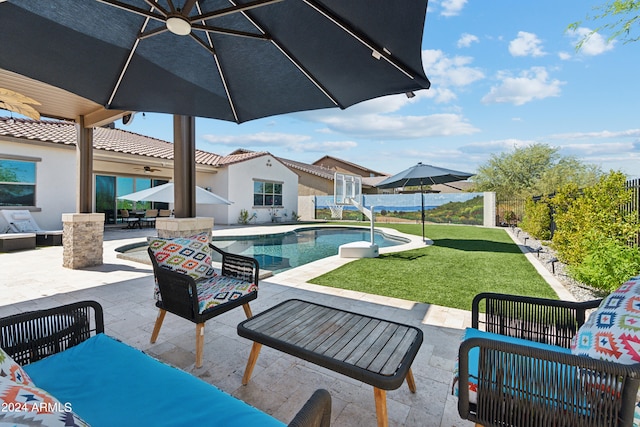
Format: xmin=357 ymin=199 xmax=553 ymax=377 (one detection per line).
xmin=0 ymin=376 xmax=89 ymax=426
xmin=148 ymin=233 xmax=217 ymax=281
xmin=0 ymin=347 xmax=32 ymax=385
xmin=571 ymin=275 xmax=640 ymax=364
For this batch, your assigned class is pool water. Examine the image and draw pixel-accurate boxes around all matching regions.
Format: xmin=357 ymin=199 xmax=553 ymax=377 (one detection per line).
xmin=211 ymin=227 xmax=406 ymax=274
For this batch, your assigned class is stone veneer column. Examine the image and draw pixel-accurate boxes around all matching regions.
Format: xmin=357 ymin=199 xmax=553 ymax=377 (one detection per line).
xmin=62 ymin=213 xmax=105 ymax=269
xmin=155 ymin=217 xmax=214 ymax=239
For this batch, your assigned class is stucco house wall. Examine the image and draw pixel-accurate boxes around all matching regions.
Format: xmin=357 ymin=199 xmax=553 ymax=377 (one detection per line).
xmin=222 ymin=154 xmax=298 ymax=224
xmin=1 ymin=139 xmax=76 ymax=230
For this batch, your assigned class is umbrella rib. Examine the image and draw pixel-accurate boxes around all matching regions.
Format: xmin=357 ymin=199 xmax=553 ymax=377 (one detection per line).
xmin=193 ymin=2 xmax=240 ymax=123
xmin=95 ymin=0 xmax=166 ymax=23
xmin=143 ymin=0 xmax=168 ymax=17
xmin=139 ymin=25 xmax=169 ymax=40
xmin=181 ymin=0 xmax=199 ymax=16
xmin=107 ymin=6 xmax=156 ymax=107
xmin=191 ymin=24 xmax=268 ymax=40
xmin=228 ymin=1 xmax=342 ymax=108
xmin=301 ymin=0 xmax=430 ymax=87
xmin=270 ymin=41 xmax=341 ymax=107
xmin=191 ymin=0 xmax=285 ymax=23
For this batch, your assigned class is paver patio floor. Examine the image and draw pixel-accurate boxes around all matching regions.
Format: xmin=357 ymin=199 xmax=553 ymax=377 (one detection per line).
xmin=0 ymin=224 xmax=485 ymax=426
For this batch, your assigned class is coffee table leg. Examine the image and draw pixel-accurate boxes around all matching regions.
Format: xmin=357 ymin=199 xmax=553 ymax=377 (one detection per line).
xmin=406 ymin=368 xmax=417 ymax=393
xmin=242 ymin=342 xmax=262 ymax=385
xmin=373 ymin=387 xmax=388 ymax=427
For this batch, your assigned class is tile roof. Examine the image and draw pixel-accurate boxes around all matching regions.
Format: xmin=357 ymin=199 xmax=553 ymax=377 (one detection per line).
xmin=0 ymin=117 xmax=265 ymax=167
xmin=278 ymin=157 xmax=336 ymax=180
xmin=312 ymin=154 xmax=387 ymax=176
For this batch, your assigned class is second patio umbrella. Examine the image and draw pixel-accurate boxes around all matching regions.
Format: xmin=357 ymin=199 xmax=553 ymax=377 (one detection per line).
xmin=118 ymin=183 xmax=232 ymax=205
xmin=376 ymin=162 xmax=474 ymax=241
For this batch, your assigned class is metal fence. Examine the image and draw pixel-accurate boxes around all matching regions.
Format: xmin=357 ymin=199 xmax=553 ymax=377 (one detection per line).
xmin=495 ymin=197 xmax=526 ymax=227
xmin=498 ymin=178 xmax=640 ymax=244
xmin=625 ymin=178 xmax=640 ymax=245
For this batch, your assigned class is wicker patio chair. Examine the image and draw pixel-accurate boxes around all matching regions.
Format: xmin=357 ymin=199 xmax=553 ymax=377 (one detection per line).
xmin=0 ymin=301 xmax=331 ymax=427
xmin=148 ymin=243 xmax=259 ymax=368
xmin=457 ymin=292 xmax=640 ymax=427
xmin=140 ymin=209 xmax=158 ymax=228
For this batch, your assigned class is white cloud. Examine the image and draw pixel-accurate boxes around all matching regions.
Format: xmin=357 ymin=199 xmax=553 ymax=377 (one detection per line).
xmin=288 ymin=140 xmax=358 ymax=153
xmin=200 ymin=131 xmax=356 ymax=153
xmin=315 ymin=112 xmax=479 ymax=139
xmin=557 ymin=51 xmax=572 ymax=60
xmin=440 ymin=0 xmax=467 ymax=16
xmin=560 ymin=142 xmax=638 ymax=156
xmin=457 ymin=33 xmax=479 ymax=48
xmin=509 ymin=31 xmax=546 ymax=57
xmin=201 ymin=132 xmax=310 ymax=146
xmin=481 ymin=67 xmax=564 ymax=105
xmin=550 ymin=129 xmax=640 ymax=139
xmin=422 ymin=49 xmax=485 ymax=99
xmin=460 ymin=139 xmax=537 ymax=154
xmin=567 ymin=27 xmax=615 ymax=56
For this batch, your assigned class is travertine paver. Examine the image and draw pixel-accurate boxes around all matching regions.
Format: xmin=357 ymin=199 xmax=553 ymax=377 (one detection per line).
xmin=0 ymin=224 xmax=473 ymax=427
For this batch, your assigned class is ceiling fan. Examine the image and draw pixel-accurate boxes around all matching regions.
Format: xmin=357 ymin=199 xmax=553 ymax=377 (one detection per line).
xmin=134 ymin=165 xmax=161 ymax=173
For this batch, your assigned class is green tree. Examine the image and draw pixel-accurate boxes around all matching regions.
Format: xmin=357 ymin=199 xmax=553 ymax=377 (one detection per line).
xmin=569 ymin=0 xmax=640 ymax=48
xmin=472 ymin=143 xmax=601 ymax=199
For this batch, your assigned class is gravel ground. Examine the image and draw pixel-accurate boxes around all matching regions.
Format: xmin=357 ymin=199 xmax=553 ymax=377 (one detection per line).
xmin=507 ymin=227 xmax=607 ymax=302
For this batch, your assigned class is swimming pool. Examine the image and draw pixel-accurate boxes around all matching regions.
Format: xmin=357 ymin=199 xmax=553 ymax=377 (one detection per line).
xmin=211 ymin=227 xmax=407 ymax=274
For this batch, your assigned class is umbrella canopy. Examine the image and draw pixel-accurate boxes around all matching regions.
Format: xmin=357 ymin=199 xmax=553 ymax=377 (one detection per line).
xmin=0 ymin=1 xmax=430 ymax=124
xmin=376 ymin=162 xmax=474 ymax=242
xmin=117 ymin=183 xmax=232 ymax=205
xmin=377 ymin=162 xmax=474 ymax=189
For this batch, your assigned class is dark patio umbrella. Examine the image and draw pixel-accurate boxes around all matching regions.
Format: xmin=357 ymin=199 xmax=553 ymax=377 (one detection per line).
xmin=376 ymin=162 xmax=474 ymax=242
xmin=0 ymin=0 xmax=430 ymax=124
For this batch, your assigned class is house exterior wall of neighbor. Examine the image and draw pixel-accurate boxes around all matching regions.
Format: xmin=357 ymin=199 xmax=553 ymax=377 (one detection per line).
xmin=313 ymin=156 xmax=386 ymax=178
xmin=1 ymin=139 xmax=76 ymax=230
xmin=222 ymin=155 xmax=298 ymax=225
xmin=296 ymin=170 xmax=334 ymax=196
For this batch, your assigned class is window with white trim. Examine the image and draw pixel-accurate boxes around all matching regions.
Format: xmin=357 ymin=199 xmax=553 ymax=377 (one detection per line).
xmin=253 ymin=180 xmax=282 ymax=207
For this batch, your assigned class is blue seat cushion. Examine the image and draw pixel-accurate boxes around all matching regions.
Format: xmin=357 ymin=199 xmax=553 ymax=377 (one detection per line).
xmin=453 ymin=327 xmax=571 ymax=402
xmin=23 ymin=334 xmax=284 ymax=427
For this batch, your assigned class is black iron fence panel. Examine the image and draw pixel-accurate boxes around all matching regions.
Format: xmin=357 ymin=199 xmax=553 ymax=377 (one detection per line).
xmin=500 ymin=178 xmax=640 ymax=244
xmin=495 ymin=197 xmax=526 ymax=227
xmin=625 ymin=178 xmax=640 ymax=246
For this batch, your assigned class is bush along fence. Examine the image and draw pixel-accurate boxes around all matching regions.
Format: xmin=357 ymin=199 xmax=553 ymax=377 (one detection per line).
xmin=517 ymin=172 xmax=640 ymax=293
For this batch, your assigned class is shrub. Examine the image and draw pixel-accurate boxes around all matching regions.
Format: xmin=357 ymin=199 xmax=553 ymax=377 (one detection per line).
xmin=552 ymin=171 xmax=638 ymax=266
xmin=550 ymin=171 xmax=640 ymax=292
xmin=238 ymin=209 xmax=249 ymax=225
xmin=568 ymin=233 xmax=640 ymax=292
xmin=521 ymin=197 xmax=551 ymax=240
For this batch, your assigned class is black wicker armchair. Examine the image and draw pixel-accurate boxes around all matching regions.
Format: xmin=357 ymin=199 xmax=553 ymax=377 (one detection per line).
xmin=457 ymin=293 xmax=640 ymax=427
xmin=148 ymin=243 xmax=259 ymax=368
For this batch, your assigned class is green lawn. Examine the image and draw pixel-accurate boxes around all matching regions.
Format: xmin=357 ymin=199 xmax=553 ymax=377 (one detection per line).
xmin=309 ymin=223 xmax=558 ymax=311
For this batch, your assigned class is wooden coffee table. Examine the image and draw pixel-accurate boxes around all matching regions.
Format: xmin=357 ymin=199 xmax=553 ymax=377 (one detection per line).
xmin=237 ymin=299 xmax=423 ymax=427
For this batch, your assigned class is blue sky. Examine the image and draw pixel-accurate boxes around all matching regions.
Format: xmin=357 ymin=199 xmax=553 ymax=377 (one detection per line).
xmin=7 ymin=0 xmax=640 ymax=179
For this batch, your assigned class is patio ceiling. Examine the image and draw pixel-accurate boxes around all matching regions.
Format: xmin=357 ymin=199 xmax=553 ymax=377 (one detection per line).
xmin=0 ymin=68 xmax=129 ymax=127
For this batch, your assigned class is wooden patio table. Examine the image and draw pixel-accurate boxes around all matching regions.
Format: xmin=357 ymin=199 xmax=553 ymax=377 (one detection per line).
xmin=237 ymin=299 xmax=423 ymax=427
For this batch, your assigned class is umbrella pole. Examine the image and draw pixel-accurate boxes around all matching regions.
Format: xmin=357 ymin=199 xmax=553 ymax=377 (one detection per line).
xmin=420 ymin=182 xmax=425 ymax=242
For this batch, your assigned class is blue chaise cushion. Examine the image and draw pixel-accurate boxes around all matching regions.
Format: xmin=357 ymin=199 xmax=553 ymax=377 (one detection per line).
xmin=23 ymin=334 xmax=285 ymax=427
